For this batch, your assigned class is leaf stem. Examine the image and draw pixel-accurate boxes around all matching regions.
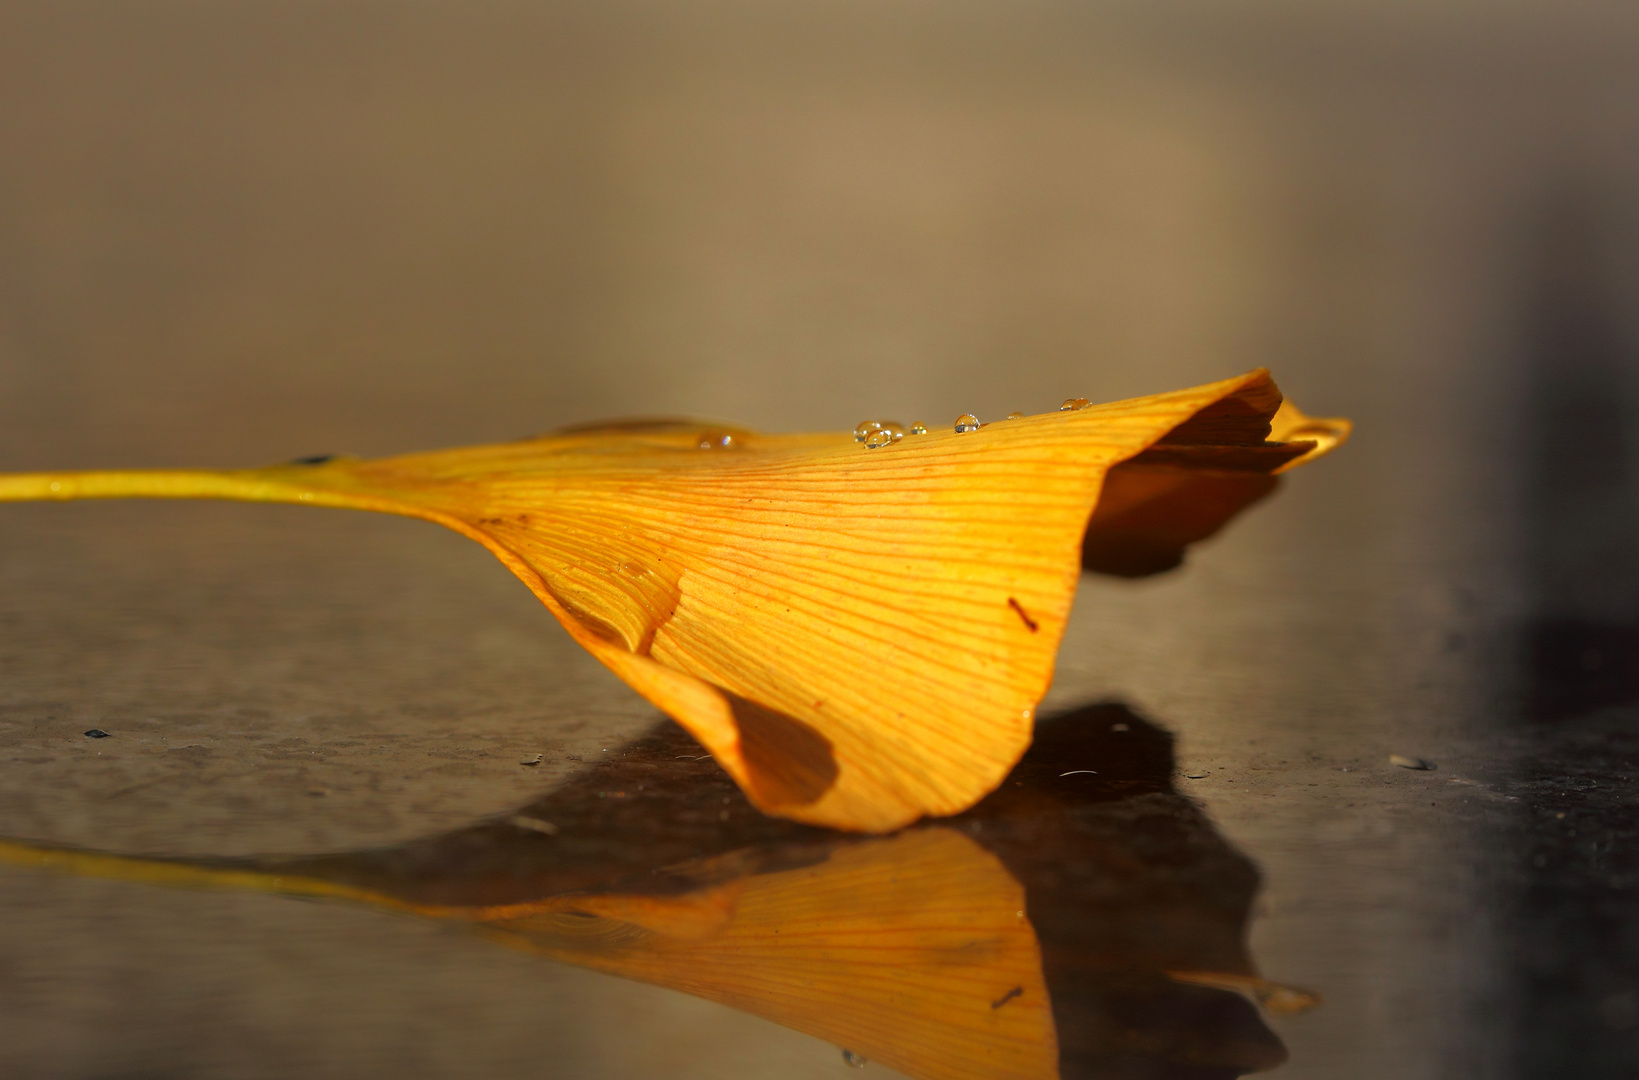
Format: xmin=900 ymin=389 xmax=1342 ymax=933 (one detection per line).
xmin=0 ymin=468 xmax=377 ymax=512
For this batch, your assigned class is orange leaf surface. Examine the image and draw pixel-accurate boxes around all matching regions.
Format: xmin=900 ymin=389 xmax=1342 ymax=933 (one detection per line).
xmin=0 ymin=369 xmax=1348 ymax=831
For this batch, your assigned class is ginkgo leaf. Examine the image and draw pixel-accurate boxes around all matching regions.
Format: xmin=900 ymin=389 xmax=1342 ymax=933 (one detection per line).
xmin=0 ymin=369 xmax=1348 ymax=832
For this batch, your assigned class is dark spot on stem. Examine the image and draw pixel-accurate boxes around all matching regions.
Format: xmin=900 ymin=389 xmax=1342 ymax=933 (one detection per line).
xmin=991 ymin=985 xmax=1024 ymax=1009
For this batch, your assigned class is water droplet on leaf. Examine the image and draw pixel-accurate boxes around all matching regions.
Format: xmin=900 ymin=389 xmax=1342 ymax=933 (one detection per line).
xmin=864 ymin=423 xmax=905 ymax=449
xmin=1006 ymin=411 xmax=1024 ymax=420
xmin=1061 ymin=397 xmax=1090 ymax=410
xmin=841 ymin=1049 xmax=869 ymax=1068
xmin=909 ymin=422 xmax=927 ymax=435
xmin=854 ymin=420 xmax=903 ymax=444
xmin=954 ymin=414 xmax=981 ymax=434
xmin=697 ymin=432 xmax=735 ymax=450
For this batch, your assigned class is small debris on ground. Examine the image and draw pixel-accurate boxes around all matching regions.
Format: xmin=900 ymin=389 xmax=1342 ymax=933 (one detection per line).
xmin=508 ymin=815 xmax=560 ymax=835
xmin=1184 ymin=771 xmax=1209 ymax=779
xmin=519 ymin=754 xmax=543 ymax=766
xmin=1390 ymin=754 xmax=1436 ymax=771
xmin=84 ymin=729 xmax=110 ymax=739
xmin=1256 ymin=982 xmax=1325 ymax=1015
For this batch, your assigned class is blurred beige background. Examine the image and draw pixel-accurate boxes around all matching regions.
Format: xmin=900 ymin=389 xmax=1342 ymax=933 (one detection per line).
xmin=2 ymin=1 xmax=1638 ymax=1078
xmin=2 ymin=0 xmax=1630 ymax=470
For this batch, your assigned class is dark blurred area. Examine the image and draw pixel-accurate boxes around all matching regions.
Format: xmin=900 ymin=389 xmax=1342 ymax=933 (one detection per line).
xmin=2 ymin=2 xmax=1638 ymax=1078
xmin=1522 ymin=188 xmax=1639 ymax=723
xmin=1509 ymin=184 xmax=1639 ymax=1073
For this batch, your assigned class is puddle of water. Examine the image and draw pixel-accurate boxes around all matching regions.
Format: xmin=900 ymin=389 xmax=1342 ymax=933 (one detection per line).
xmin=0 ymin=703 xmax=1304 ymax=1080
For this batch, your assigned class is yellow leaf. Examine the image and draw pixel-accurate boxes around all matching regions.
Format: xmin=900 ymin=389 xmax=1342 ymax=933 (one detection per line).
xmin=0 ymin=370 xmax=1347 ymax=831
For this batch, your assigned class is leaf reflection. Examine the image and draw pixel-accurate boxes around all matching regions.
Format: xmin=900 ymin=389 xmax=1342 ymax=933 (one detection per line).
xmin=0 ymin=702 xmax=1316 ymax=1079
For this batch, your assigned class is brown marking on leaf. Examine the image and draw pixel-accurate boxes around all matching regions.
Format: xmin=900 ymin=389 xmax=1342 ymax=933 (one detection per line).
xmin=1007 ymin=597 xmax=1039 ymax=633
xmin=729 ymin=695 xmax=840 ymax=809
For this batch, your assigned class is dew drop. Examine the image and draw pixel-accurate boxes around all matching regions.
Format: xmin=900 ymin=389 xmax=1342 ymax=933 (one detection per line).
xmin=854 ymin=419 xmax=902 ymax=443
xmin=909 ymin=422 xmax=927 ymax=435
xmin=864 ymin=422 xmax=905 ymax=449
xmin=1061 ymin=397 xmax=1091 ymax=411
xmin=954 ymin=414 xmax=981 ymax=434
xmin=618 ymin=561 xmax=650 ymax=579
xmin=841 ymin=1049 xmax=869 ymax=1068
xmin=1006 ymin=411 xmax=1024 ymax=420
xmin=697 ymin=432 xmax=735 ymax=450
